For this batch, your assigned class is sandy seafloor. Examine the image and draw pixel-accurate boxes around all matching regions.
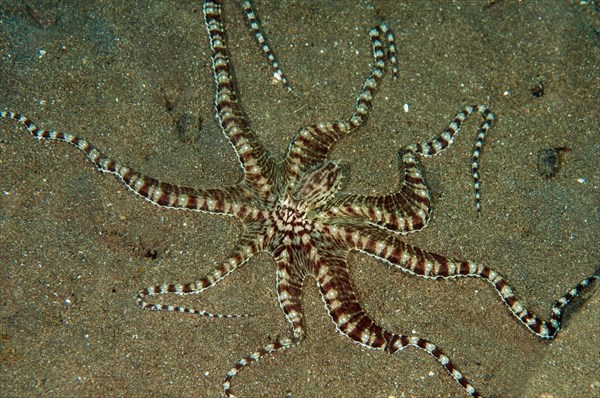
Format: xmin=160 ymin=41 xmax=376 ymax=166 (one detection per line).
xmin=0 ymin=1 xmax=598 ymax=397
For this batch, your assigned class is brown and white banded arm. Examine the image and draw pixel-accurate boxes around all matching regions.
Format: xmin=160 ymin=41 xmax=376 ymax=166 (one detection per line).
xmin=346 ymin=224 xmax=600 ymax=339
xmin=204 ymin=1 xmax=278 ymax=200
xmin=316 ymin=253 xmax=480 ymax=397
xmin=323 ymin=150 xmax=432 ymax=234
xmin=241 ymin=0 xmax=292 ymax=92
xmin=137 ymin=218 xmax=272 ymax=319
xmin=284 ymin=23 xmax=398 ymax=185
xmin=221 ymin=255 xmax=307 ymax=398
xmin=0 ymin=111 xmax=254 ymax=216
xmin=321 ymin=105 xmax=495 ymax=233
xmin=406 ymin=105 xmax=495 ymax=212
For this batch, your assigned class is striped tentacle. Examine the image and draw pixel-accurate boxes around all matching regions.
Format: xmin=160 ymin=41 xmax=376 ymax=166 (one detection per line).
xmin=350 ymin=226 xmax=599 ymax=339
xmin=283 ymin=22 xmax=395 ymax=185
xmin=223 ymin=257 xmax=306 ymax=398
xmin=322 ymin=149 xmax=431 ymax=234
xmin=1 ymin=111 xmax=253 ymax=216
xmin=274 ymin=258 xmax=307 ymax=340
xmin=284 ymin=122 xmax=352 ymax=185
xmin=137 ymin=220 xmax=270 ymax=318
xmin=348 ymin=22 xmax=397 ymax=129
xmin=223 ymin=336 xmax=298 ymax=398
xmin=317 ymin=254 xmax=386 ymax=347
xmin=204 ymin=1 xmax=277 ymax=201
xmin=316 ymin=254 xmax=479 ymax=397
xmin=387 ymin=335 xmax=480 ymax=397
xmin=405 ymin=105 xmax=495 ymax=212
xmin=380 ymin=22 xmax=398 ymax=79
xmin=241 ymin=0 xmax=292 ymax=91
xmin=1 ymin=111 xmax=254 ymax=214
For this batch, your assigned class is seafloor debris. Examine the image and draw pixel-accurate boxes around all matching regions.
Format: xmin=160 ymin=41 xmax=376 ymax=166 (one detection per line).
xmin=537 ymin=146 xmax=571 ymax=179
xmin=26 ymin=4 xmax=59 ymax=29
xmin=530 ymin=76 xmax=545 ymax=98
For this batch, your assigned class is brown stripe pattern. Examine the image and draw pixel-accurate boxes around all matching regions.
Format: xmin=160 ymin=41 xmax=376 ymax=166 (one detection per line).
xmin=2 ymin=1 xmax=597 ymax=398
